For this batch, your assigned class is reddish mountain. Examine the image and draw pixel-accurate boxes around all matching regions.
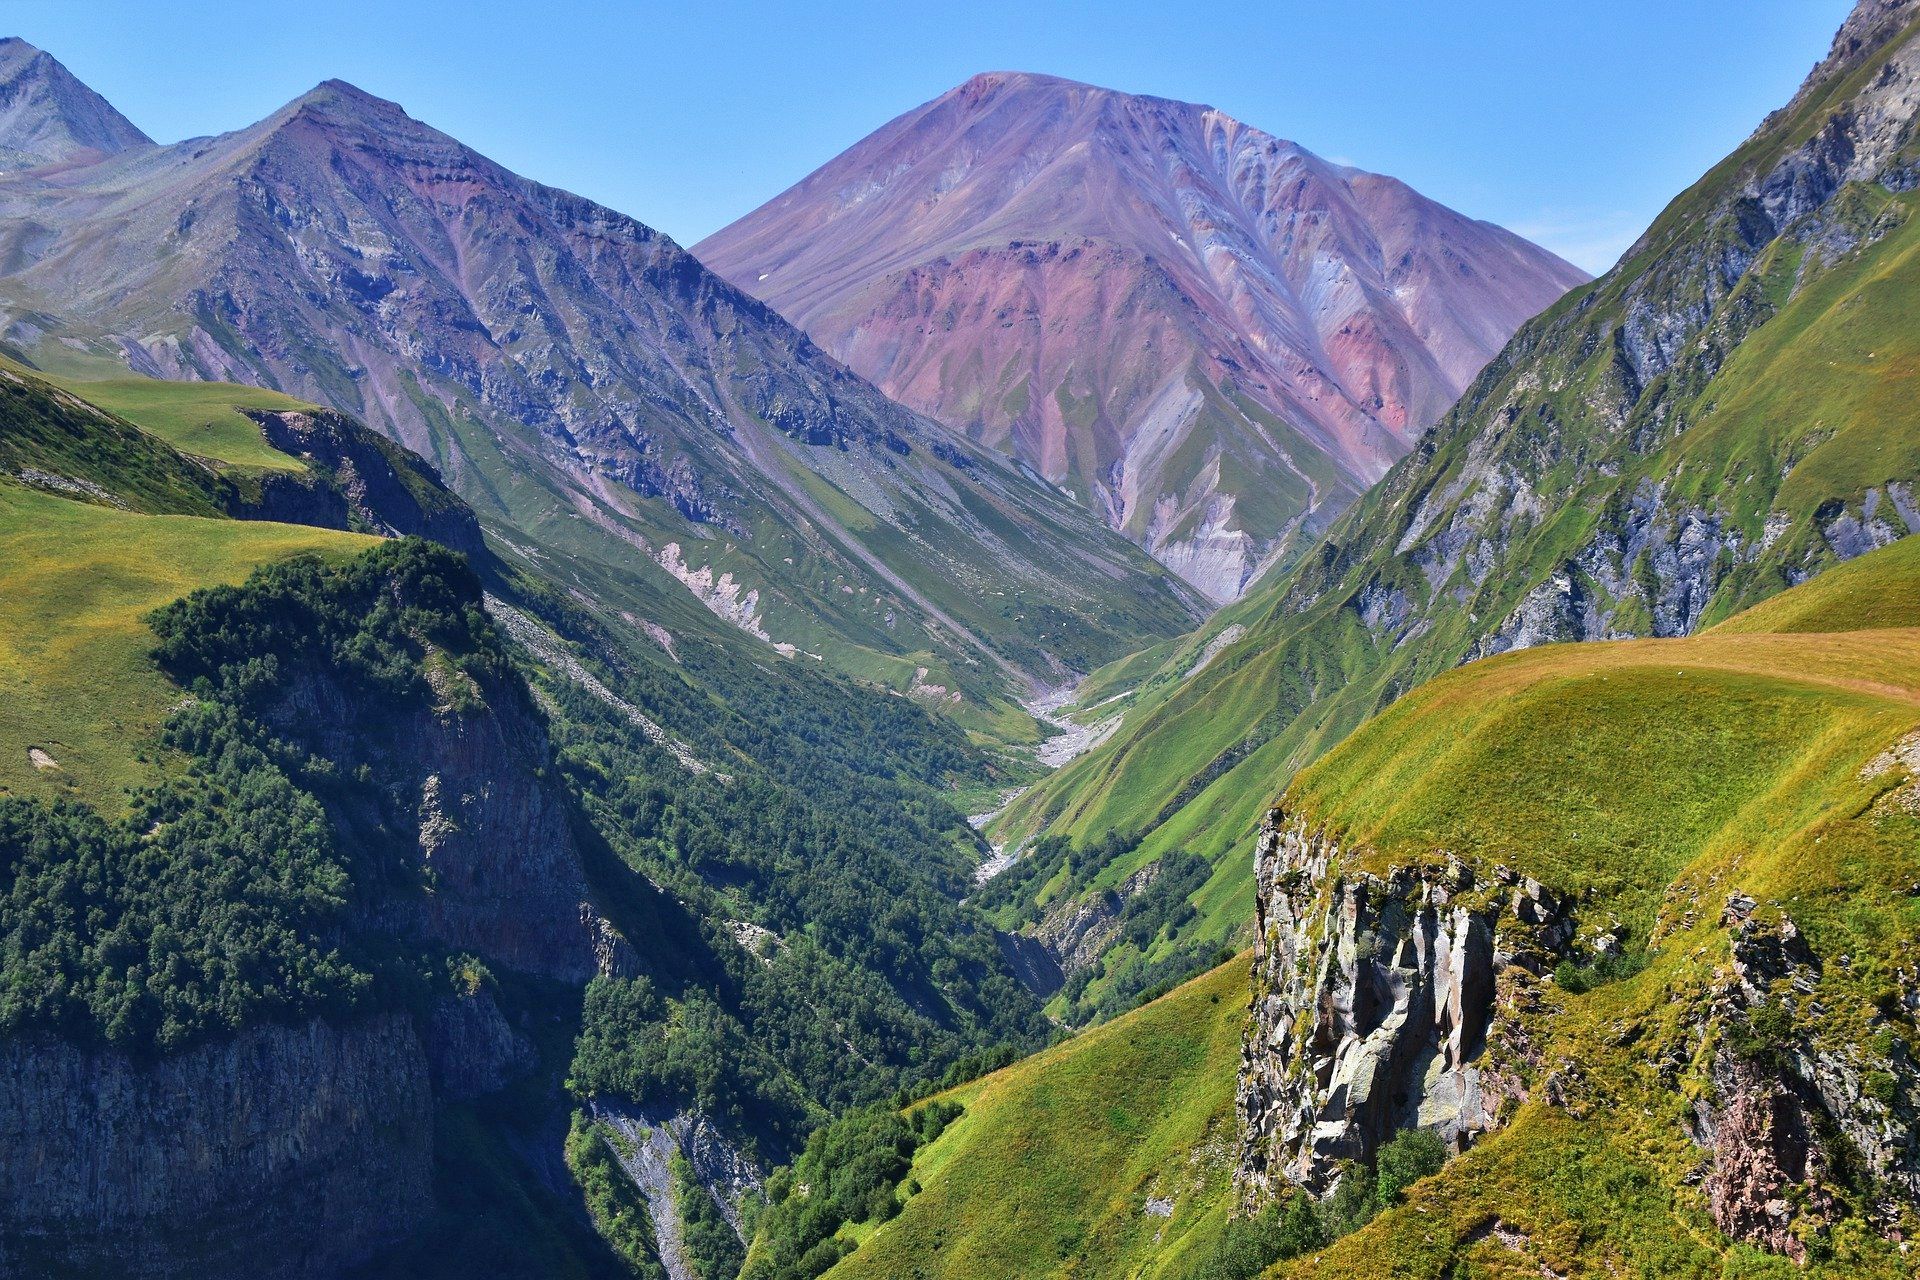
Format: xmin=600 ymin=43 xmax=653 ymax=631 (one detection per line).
xmin=697 ymin=73 xmax=1589 ymax=599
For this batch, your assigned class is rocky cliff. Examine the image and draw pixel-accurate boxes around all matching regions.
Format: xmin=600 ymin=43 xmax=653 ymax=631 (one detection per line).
xmin=241 ymin=407 xmax=484 ymax=556
xmin=1691 ymin=895 xmax=1920 ymax=1259
xmin=1237 ymin=808 xmax=1575 ymax=1198
xmin=0 ymin=1013 xmax=433 ymax=1279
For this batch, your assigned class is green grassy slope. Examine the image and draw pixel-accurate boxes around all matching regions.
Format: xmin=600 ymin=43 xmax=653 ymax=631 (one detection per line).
xmin=982 ymin=10 xmax=1920 ymax=1003
xmin=44 ymin=372 xmax=311 ymax=471
xmin=0 ymin=481 xmax=372 ymax=811
xmin=813 ymin=535 xmax=1920 ymax=1280
xmin=826 ymin=957 xmax=1251 ymax=1280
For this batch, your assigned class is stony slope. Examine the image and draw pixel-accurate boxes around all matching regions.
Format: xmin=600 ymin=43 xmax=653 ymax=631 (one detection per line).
xmin=697 ymin=73 xmax=1586 ymax=600
xmin=0 ymin=55 xmax=1202 ymax=729
xmin=983 ymin=0 xmax=1920 ymax=1007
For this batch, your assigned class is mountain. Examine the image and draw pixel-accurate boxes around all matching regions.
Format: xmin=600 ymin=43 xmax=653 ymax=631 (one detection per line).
xmin=0 ymin=37 xmax=148 ymax=170
xmin=979 ymin=0 xmax=1920 ymax=1014
xmin=0 ymin=59 xmax=1202 ymax=731
xmin=792 ymin=533 xmax=1920 ymax=1279
xmin=696 ymin=73 xmax=1588 ymax=600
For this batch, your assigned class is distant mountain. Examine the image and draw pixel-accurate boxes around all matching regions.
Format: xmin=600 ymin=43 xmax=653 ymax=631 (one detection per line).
xmin=0 ymin=61 xmax=1202 ymax=724
xmin=0 ymin=37 xmax=147 ymax=169
xmin=697 ymin=73 xmax=1587 ymax=600
xmin=983 ymin=0 xmax=1920 ymax=1010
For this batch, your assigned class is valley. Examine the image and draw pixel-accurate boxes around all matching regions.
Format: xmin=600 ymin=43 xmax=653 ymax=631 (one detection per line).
xmin=1 ymin=3 xmax=1917 ymax=1279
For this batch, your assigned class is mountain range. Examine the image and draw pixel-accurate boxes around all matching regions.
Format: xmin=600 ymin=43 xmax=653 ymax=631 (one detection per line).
xmin=0 ymin=45 xmax=1201 ymax=729
xmin=698 ymin=73 xmax=1588 ymax=599
xmin=2 ymin=5 xmax=1919 ymax=1279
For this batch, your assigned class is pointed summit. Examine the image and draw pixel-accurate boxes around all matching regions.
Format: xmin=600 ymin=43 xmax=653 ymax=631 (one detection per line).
xmin=0 ymin=37 xmax=148 ymax=170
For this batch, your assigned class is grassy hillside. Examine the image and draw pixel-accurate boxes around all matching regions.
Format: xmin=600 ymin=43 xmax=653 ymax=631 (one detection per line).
xmin=825 ymin=957 xmax=1251 ymax=1280
xmin=47 ymin=372 xmax=312 ymax=471
xmin=0 ymin=481 xmax=371 ymax=810
xmin=980 ymin=11 xmax=1920 ymax=1008
xmin=1261 ymin=546 xmax=1920 ymax=1278
xmin=806 ymin=534 xmax=1920 ymax=1280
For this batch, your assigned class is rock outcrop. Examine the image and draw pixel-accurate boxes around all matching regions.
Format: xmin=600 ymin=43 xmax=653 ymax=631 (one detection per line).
xmin=1688 ymin=896 xmax=1920 ymax=1257
xmin=263 ymin=567 xmax=635 ymax=985
xmin=596 ymin=1101 xmax=761 ymax=1280
xmin=1030 ymin=861 xmax=1164 ymax=978
xmin=1237 ymin=809 xmax=1571 ymax=1197
xmin=0 ymin=1013 xmax=433 ymax=1279
xmin=242 ymin=407 xmax=485 ymax=556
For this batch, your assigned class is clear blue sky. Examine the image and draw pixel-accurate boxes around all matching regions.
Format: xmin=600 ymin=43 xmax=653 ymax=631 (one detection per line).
xmin=19 ymin=1 xmax=1852 ymax=272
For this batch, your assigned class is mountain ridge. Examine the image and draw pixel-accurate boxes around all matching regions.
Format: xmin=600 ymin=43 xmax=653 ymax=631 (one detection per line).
xmin=0 ymin=51 xmax=1204 ymax=729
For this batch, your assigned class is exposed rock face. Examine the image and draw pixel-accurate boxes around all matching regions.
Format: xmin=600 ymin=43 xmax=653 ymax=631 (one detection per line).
xmin=1030 ymin=861 xmax=1163 ymax=977
xmin=596 ymin=1101 xmax=761 ymax=1280
xmin=0 ymin=1013 xmax=432 ymax=1279
xmin=1237 ymin=809 xmax=1570 ymax=1197
xmin=1688 ymin=897 xmax=1920 ymax=1256
xmin=275 ymin=621 xmax=631 ymax=985
xmin=698 ymin=73 xmax=1587 ymax=600
xmin=425 ymin=990 xmax=536 ymax=1100
xmin=243 ymin=407 xmax=485 ymax=555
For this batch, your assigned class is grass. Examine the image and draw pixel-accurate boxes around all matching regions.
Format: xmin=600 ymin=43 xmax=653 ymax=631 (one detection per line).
xmin=828 ymin=957 xmax=1251 ymax=1280
xmin=826 ymin=538 xmax=1920 ymax=1279
xmin=0 ymin=481 xmax=372 ymax=810
xmin=45 ymin=373 xmax=313 ymax=471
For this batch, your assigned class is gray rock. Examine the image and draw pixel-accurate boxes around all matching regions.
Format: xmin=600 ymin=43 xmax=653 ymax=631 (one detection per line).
xmin=0 ymin=1014 xmax=432 ymax=1279
xmin=1237 ymin=809 xmax=1571 ymax=1198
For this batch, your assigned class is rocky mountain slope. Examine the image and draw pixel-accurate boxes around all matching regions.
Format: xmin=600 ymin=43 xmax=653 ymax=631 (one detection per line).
xmin=0 ymin=54 xmax=1202 ymax=729
xmin=981 ymin=0 xmax=1920 ymax=1009
xmin=697 ymin=73 xmax=1586 ymax=600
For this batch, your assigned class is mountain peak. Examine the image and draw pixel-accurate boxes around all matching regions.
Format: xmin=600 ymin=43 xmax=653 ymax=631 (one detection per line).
xmin=698 ymin=69 xmax=1586 ymax=600
xmin=280 ymin=77 xmax=408 ymax=123
xmin=0 ymin=36 xmax=148 ymax=169
xmin=944 ymin=70 xmax=1214 ymax=118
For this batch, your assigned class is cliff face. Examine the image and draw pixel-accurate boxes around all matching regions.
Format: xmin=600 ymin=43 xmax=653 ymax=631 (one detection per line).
xmin=255 ymin=560 xmax=633 ymax=985
xmin=1237 ymin=809 xmax=1572 ymax=1197
xmin=0 ymin=543 xmax=633 ymax=1276
xmin=0 ymin=1013 xmax=433 ymax=1279
xmin=1691 ymin=897 xmax=1920 ymax=1258
xmin=241 ymin=407 xmax=485 ymax=556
